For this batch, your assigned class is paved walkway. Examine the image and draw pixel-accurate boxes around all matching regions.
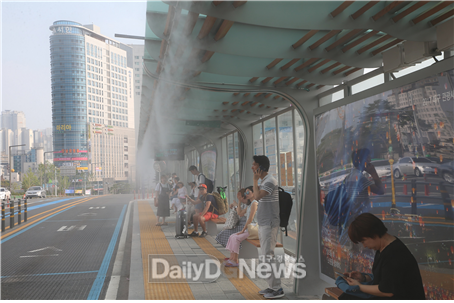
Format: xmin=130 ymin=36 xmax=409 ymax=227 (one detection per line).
xmin=128 ymin=200 xmax=306 ymax=300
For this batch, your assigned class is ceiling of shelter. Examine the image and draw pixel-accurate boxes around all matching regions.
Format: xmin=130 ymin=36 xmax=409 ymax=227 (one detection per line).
xmin=138 ymin=0 xmax=454 ymax=149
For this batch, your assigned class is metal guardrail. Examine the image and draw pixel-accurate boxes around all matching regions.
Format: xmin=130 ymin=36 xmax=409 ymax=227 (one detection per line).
xmin=1 ymin=198 xmax=27 ymax=232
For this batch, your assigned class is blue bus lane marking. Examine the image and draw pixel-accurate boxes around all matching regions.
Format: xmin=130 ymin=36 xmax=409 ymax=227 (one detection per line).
xmin=87 ymin=204 xmax=127 ymax=300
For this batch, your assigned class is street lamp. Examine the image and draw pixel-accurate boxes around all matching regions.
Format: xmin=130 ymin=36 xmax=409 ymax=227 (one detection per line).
xmin=9 ymin=144 xmax=25 ymax=191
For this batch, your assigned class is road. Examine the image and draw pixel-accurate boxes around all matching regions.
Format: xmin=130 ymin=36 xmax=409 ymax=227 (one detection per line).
xmin=1 ymin=194 xmax=134 ymax=300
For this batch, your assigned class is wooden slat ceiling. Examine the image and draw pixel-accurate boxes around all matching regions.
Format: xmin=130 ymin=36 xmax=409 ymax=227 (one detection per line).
xmin=140 ymin=0 xmax=454 ymax=145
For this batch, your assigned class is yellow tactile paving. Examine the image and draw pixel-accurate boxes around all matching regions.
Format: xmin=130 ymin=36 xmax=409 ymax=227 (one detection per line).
xmin=189 ymin=230 xmax=265 ymax=300
xmin=138 ymin=200 xmax=195 ymax=300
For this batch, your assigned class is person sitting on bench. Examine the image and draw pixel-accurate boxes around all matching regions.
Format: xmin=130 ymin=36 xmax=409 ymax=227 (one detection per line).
xmin=215 ymin=187 xmax=253 ymax=250
xmin=339 ymin=213 xmax=425 ymax=300
xmin=186 ymin=184 xmax=218 ymax=238
xmin=223 ymin=187 xmax=258 ymax=267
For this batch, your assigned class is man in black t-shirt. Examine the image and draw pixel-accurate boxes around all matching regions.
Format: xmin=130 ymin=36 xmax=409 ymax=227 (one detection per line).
xmin=185 ymin=184 xmax=218 ymax=238
xmin=340 ymin=213 xmax=425 ymax=300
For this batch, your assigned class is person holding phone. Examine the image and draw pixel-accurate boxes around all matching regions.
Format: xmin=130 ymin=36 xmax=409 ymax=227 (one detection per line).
xmin=252 ymin=155 xmax=284 ymax=299
xmin=221 ymin=187 xmax=258 ymax=267
xmin=337 ymin=213 xmax=425 ymax=300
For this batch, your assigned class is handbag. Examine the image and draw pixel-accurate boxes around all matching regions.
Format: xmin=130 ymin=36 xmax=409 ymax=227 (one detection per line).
xmin=223 ymin=209 xmax=240 ymax=230
xmin=247 ymin=223 xmax=259 ymax=240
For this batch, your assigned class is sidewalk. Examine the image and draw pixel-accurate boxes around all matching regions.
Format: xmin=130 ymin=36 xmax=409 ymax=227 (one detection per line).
xmin=128 ymin=200 xmax=309 ymax=300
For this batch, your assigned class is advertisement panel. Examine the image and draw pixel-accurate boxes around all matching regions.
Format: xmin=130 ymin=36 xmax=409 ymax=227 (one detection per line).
xmin=315 ymin=68 xmax=454 ymax=299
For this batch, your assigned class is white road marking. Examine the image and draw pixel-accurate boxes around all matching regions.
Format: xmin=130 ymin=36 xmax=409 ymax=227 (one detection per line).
xmin=78 ymin=225 xmax=87 ymax=231
xmin=104 ymin=201 xmax=133 ymax=300
xmin=20 ymin=254 xmax=59 ymax=258
xmin=58 ymin=226 xmax=75 ymax=231
xmin=28 ymin=246 xmax=62 ymax=253
xmin=102 ymin=206 xmax=105 ymax=209
xmin=78 ymin=213 xmax=97 ymax=216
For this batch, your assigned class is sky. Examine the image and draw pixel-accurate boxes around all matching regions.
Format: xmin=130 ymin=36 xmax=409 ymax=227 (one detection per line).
xmin=1 ymin=0 xmax=155 ymax=130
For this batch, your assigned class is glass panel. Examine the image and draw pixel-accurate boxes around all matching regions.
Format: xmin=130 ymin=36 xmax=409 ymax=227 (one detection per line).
xmin=315 ymin=68 xmax=454 ymax=299
xmin=352 ymin=70 xmax=384 ymax=95
xmin=227 ymin=134 xmax=235 ymax=204
xmin=253 ymin=123 xmax=263 ymax=155
xmin=234 ymin=132 xmax=240 ymax=190
xmin=264 ymin=119 xmax=278 ymax=181
xmin=278 ymin=111 xmax=297 ymax=254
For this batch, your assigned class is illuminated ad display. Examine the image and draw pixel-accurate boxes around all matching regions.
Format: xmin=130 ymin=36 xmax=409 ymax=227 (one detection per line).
xmin=315 ymin=69 xmax=454 ymax=299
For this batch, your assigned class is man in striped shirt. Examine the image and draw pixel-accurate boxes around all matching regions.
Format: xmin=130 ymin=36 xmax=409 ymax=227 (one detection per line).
xmin=252 ymin=155 xmax=284 ymax=299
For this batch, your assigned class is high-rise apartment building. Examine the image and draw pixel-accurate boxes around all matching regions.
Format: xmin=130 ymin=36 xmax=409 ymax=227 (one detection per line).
xmin=129 ymin=44 xmax=144 ymax=144
xmin=1 ymin=110 xmax=26 ymax=132
xmin=49 ymin=20 xmax=136 ymax=182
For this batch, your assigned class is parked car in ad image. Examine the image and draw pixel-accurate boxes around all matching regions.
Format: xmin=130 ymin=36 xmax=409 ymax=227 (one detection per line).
xmin=439 ymin=160 xmax=454 ymax=183
xmin=25 ymin=186 xmax=46 ymax=199
xmin=0 ymin=187 xmax=11 ymax=200
xmin=369 ymin=160 xmax=392 ymax=179
xmin=319 ymin=169 xmax=352 ymax=190
xmin=393 ymin=157 xmax=440 ymax=178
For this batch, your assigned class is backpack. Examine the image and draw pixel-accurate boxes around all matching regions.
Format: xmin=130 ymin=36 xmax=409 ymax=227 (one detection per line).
xmin=208 ymin=192 xmax=228 ymax=215
xmin=278 ymin=187 xmax=293 ymax=236
xmin=199 ymin=174 xmax=214 ymax=193
xmin=323 ymin=177 xmax=351 ymax=230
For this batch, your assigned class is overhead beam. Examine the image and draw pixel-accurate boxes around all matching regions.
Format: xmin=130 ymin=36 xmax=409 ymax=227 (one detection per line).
xmin=280 ymin=58 xmax=300 ymax=70
xmin=261 ymin=77 xmax=273 ymax=83
xmin=309 ymin=30 xmax=342 ymax=50
xmin=294 ymin=58 xmax=319 ymax=71
xmin=296 ymin=80 xmax=308 ymax=87
xmin=321 ymin=62 xmax=341 ymax=74
xmin=351 ymin=1 xmax=379 ymax=20
xmin=201 ymin=50 xmax=215 ymax=63
xmin=266 ymin=58 xmax=284 ymax=69
xmin=214 ymin=20 xmax=235 ymax=41
xmin=184 ymin=11 xmax=200 ymax=36
xmin=412 ymin=2 xmax=452 ymax=25
xmin=357 ymin=34 xmax=392 ymax=54
xmin=333 ymin=65 xmax=351 ymax=75
xmin=341 ymin=30 xmax=379 ymax=52
xmin=371 ymin=38 xmax=403 ymax=56
xmin=249 ymin=77 xmax=259 ymax=83
xmin=197 ymin=16 xmax=217 ymax=39
xmin=285 ymin=77 xmax=300 ymax=86
xmin=325 ymin=29 xmax=364 ymax=52
xmin=292 ymin=30 xmax=319 ymax=49
xmin=344 ymin=67 xmax=362 ymax=76
xmin=330 ymin=1 xmax=354 ymax=18
xmin=308 ymin=59 xmax=331 ymax=73
xmin=372 ymin=1 xmax=403 ymax=21
xmin=392 ymin=1 xmax=429 ymax=23
xmin=430 ymin=8 xmax=454 ymax=26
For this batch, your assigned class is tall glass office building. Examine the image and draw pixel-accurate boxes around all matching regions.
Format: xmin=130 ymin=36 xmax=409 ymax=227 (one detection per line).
xmin=49 ymin=20 xmax=136 ymax=182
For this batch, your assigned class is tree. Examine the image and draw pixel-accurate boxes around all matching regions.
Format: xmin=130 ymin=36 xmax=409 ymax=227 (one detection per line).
xmin=22 ymin=168 xmax=40 ymax=190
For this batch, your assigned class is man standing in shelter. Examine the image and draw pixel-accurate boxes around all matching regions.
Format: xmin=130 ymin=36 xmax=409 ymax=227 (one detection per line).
xmin=189 ymin=165 xmax=205 ymax=198
xmin=252 ymin=155 xmax=284 ymax=299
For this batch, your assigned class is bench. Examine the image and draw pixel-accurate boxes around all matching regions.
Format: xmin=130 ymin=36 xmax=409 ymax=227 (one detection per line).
xmin=322 ymin=287 xmax=343 ymax=300
xmin=239 ymin=239 xmax=284 ymax=259
xmin=206 ymin=217 xmax=226 ymax=236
